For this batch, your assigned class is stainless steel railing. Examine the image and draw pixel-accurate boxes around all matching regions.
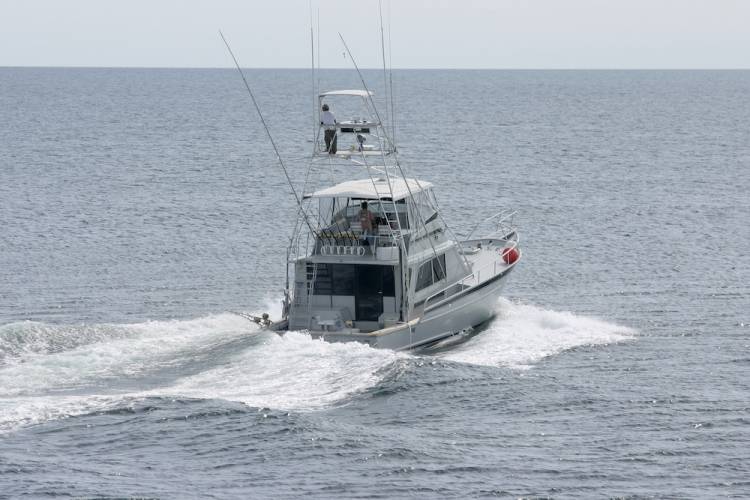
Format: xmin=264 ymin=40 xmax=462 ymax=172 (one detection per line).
xmin=464 ymin=209 xmax=517 ymax=241
xmin=422 ymin=237 xmax=520 ymax=314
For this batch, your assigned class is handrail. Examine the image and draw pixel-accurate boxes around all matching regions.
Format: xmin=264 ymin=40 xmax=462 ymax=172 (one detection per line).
xmin=464 ymin=209 xmax=517 ymax=241
xmin=421 ymin=237 xmax=520 ymax=314
xmin=309 ymin=228 xmax=405 ymax=261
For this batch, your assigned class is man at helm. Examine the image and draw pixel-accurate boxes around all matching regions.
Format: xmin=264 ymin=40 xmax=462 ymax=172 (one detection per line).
xmin=358 ymin=201 xmax=376 ymax=251
xmin=321 ymin=103 xmax=337 ymax=154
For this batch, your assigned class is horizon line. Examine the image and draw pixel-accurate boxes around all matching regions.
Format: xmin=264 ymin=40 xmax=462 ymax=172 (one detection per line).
xmin=2 ymin=65 xmax=750 ymax=71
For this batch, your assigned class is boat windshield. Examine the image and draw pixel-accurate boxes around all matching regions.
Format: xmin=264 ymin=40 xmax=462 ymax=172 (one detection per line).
xmin=317 ymin=197 xmax=409 ymax=232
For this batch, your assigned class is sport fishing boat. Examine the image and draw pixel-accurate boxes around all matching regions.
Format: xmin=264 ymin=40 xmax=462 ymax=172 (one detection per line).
xmin=220 ymin=33 xmax=520 ymax=351
xmin=259 ymin=88 xmax=521 ymax=350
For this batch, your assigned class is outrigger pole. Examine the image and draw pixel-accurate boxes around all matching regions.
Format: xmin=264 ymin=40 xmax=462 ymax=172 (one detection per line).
xmin=378 ymin=0 xmax=390 ymax=143
xmin=219 ymin=31 xmax=315 ymax=236
xmin=337 ymin=32 xmax=470 ymax=278
xmin=309 ymin=0 xmax=317 ymax=148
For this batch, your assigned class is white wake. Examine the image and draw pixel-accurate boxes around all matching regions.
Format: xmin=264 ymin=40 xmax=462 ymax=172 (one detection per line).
xmin=0 ymin=299 xmax=633 ymax=432
xmin=440 ymin=298 xmax=635 ymax=369
xmin=0 ymin=314 xmax=400 ymax=432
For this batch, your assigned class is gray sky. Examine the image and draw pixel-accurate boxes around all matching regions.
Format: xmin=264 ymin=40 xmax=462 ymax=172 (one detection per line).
xmin=1 ymin=0 xmax=748 ymax=69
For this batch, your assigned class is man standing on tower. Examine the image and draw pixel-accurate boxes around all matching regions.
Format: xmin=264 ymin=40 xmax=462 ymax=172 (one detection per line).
xmin=321 ymin=103 xmax=337 ymax=154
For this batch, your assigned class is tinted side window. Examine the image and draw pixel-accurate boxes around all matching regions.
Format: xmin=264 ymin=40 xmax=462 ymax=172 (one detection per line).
xmin=416 ymin=260 xmax=433 ymax=291
xmin=432 ymin=254 xmax=446 ymax=282
xmin=416 ymin=255 xmax=447 ymax=292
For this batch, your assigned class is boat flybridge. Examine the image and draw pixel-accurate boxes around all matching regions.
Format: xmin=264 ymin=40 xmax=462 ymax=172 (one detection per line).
xmin=261 ymin=89 xmax=520 ymax=350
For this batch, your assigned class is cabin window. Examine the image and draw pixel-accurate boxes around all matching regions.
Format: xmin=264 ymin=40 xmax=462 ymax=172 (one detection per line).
xmin=311 ymin=263 xmax=395 ymax=297
xmin=432 ymin=255 xmax=446 ymax=281
xmin=310 ymin=263 xmax=332 ymax=295
xmin=332 ymin=264 xmax=355 ymax=295
xmin=310 ymin=263 xmax=354 ymax=295
xmin=383 ymin=264 xmax=395 ymax=295
xmin=415 ymin=261 xmax=433 ymax=292
xmin=415 ymin=254 xmax=447 ymax=292
xmin=314 ymin=198 xmax=410 ymax=233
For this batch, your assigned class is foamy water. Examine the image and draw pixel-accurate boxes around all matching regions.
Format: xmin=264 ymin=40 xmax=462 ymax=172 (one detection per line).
xmin=441 ymin=298 xmax=635 ymax=369
xmin=0 ymin=300 xmax=631 ymax=433
xmin=0 ymin=313 xmax=263 ymax=430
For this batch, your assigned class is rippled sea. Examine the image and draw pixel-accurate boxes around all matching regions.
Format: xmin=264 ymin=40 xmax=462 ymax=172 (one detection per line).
xmin=1 ymin=68 xmax=749 ymax=498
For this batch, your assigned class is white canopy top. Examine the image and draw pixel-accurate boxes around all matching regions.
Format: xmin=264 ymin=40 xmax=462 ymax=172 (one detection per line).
xmin=307 ymin=177 xmax=433 ymax=201
xmin=319 ymin=89 xmax=374 ymax=98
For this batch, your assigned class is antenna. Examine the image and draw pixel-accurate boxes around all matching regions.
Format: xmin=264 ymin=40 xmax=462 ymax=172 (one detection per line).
xmin=337 ymin=33 xmax=389 ymax=147
xmin=309 ymin=0 xmax=316 ymax=149
xmin=219 ymin=31 xmax=315 ymax=234
xmin=387 ymin=0 xmax=396 ymax=149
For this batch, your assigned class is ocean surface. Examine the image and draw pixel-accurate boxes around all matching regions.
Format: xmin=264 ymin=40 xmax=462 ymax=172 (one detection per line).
xmin=1 ymin=68 xmax=748 ymax=498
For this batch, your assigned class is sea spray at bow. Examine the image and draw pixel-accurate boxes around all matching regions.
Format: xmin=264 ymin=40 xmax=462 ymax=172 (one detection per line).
xmin=440 ymin=298 xmax=636 ymax=369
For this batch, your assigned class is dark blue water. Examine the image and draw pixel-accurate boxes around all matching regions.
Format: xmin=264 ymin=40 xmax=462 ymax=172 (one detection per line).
xmin=1 ymin=68 xmax=749 ymax=498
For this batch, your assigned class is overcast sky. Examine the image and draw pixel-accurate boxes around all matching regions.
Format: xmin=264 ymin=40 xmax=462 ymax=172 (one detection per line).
xmin=1 ymin=0 xmax=748 ymax=69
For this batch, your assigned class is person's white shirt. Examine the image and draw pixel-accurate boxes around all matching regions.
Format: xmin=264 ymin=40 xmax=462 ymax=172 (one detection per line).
xmin=321 ymin=110 xmax=336 ymax=129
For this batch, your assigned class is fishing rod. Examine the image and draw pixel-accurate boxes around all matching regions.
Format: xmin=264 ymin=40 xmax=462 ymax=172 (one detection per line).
xmin=309 ymin=0 xmax=317 ymax=150
xmin=337 ymin=32 xmax=469 ymax=277
xmin=386 ymin=0 xmax=396 ymax=150
xmin=218 ymin=30 xmax=315 ymax=236
xmin=378 ymin=0 xmax=390 ymax=148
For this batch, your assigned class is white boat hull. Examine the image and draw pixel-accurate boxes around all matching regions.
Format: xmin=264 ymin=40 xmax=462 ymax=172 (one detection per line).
xmin=311 ymin=266 xmax=515 ymax=350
